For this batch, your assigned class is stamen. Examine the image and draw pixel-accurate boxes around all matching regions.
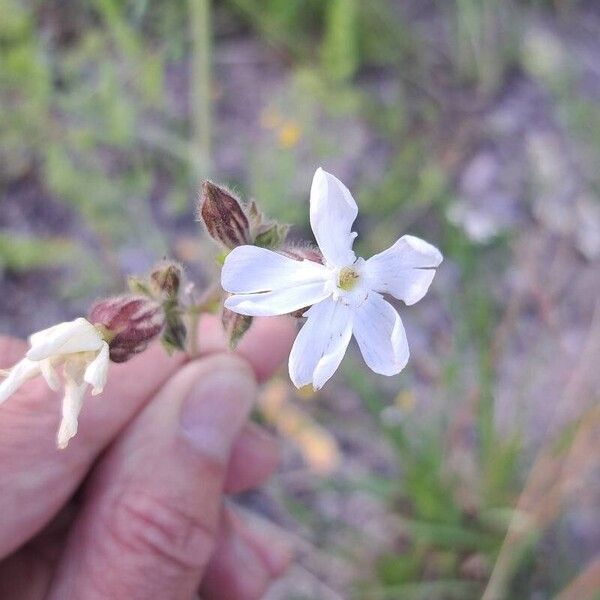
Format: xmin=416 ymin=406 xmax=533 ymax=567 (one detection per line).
xmin=338 ymin=267 xmax=359 ymax=291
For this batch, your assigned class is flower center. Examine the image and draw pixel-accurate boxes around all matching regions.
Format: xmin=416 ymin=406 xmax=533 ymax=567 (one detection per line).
xmin=337 ymin=266 xmax=359 ymax=291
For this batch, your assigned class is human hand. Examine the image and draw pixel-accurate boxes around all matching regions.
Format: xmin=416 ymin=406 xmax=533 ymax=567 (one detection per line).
xmin=0 ymin=315 xmax=296 ymax=600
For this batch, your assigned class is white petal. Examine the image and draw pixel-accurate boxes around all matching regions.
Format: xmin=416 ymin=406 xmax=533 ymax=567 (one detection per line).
xmin=84 ymin=342 xmax=110 ymax=395
xmin=63 ymin=354 xmax=88 ymax=385
xmin=40 ymin=359 xmax=61 ymax=391
xmin=225 ymin=282 xmax=332 ymax=317
xmin=56 ymin=376 xmax=87 ymax=450
xmin=0 ymin=358 xmax=41 ymax=405
xmin=27 ymin=318 xmax=103 ymax=361
xmin=310 ymin=168 xmax=358 ymax=267
xmin=353 ymin=293 xmax=409 ymax=376
xmin=288 ymin=298 xmax=353 ymax=390
xmin=222 ymin=245 xmax=328 ymax=293
xmin=365 ymin=235 xmax=443 ymax=305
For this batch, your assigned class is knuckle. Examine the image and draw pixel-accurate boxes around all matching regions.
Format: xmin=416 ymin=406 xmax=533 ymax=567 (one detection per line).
xmin=103 ymin=487 xmax=216 ymax=572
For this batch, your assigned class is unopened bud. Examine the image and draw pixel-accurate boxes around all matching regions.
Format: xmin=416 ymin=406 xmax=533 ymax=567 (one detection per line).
xmin=222 ymin=307 xmax=252 ymax=350
xmin=199 ymin=181 xmax=250 ymax=249
xmin=151 ymin=261 xmax=182 ymax=298
xmin=88 ymin=295 xmax=165 ymax=363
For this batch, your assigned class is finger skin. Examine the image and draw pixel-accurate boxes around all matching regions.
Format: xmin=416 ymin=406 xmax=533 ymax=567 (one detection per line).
xmin=0 ymin=315 xmax=295 ymax=559
xmin=201 ymin=505 xmax=292 ymax=600
xmin=0 ymin=424 xmax=280 ymax=600
xmin=0 ymin=341 xmax=185 ymax=559
xmin=225 ymin=422 xmax=279 ymax=494
xmin=197 ymin=314 xmax=295 ymax=383
xmin=200 ymin=509 xmax=272 ymax=600
xmin=0 ymin=504 xmax=75 ymax=600
xmin=48 ymin=354 xmax=258 ymax=599
xmin=0 ymin=337 xmax=28 ymax=365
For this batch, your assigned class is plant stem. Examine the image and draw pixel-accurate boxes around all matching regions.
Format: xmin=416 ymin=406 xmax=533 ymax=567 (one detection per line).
xmin=189 ymin=0 xmax=212 ymax=176
xmin=187 ymin=308 xmax=201 ymax=358
xmin=185 ymin=284 xmax=222 ymax=358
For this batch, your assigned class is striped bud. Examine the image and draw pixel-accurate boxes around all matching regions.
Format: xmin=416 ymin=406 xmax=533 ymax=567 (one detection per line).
xmin=88 ymin=295 xmax=165 ymax=363
xmin=199 ymin=181 xmax=250 ymax=249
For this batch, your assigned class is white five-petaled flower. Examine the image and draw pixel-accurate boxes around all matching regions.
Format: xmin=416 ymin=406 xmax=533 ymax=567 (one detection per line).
xmin=0 ymin=318 xmax=110 ymax=449
xmin=221 ymin=168 xmax=443 ymax=390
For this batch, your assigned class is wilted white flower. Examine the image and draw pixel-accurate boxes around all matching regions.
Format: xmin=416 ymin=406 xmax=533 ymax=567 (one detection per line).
xmin=222 ymin=168 xmax=443 ymax=389
xmin=0 ymin=318 xmax=109 ymax=449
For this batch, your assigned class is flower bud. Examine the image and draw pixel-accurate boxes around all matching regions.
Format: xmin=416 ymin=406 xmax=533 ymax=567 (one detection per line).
xmin=88 ymin=295 xmax=165 ymax=363
xmin=199 ymin=181 xmax=250 ymax=249
xmin=222 ymin=307 xmax=252 ymax=350
xmin=150 ymin=261 xmax=182 ymax=298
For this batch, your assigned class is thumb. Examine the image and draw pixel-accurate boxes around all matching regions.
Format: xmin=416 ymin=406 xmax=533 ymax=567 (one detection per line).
xmin=48 ymin=354 xmax=256 ymax=600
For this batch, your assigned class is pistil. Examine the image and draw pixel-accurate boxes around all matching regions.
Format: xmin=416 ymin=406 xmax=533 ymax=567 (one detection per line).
xmin=338 ymin=267 xmax=359 ymax=291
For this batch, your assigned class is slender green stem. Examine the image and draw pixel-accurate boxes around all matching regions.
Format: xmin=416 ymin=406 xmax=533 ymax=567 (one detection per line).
xmin=186 ymin=309 xmax=201 ymax=358
xmin=185 ymin=284 xmax=222 ymax=358
xmin=189 ymin=0 xmax=212 ymax=176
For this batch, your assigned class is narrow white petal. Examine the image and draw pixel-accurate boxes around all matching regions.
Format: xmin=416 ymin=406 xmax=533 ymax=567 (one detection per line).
xmin=28 ymin=318 xmax=103 ymax=361
xmin=225 ymin=282 xmax=332 ymax=317
xmin=63 ymin=354 xmax=88 ymax=385
xmin=310 ymin=168 xmax=358 ymax=267
xmin=365 ymin=235 xmax=443 ymax=305
xmin=84 ymin=342 xmax=110 ymax=395
xmin=56 ymin=376 xmax=87 ymax=450
xmin=0 ymin=358 xmax=41 ymax=405
xmin=221 ymin=245 xmax=328 ymax=294
xmin=288 ymin=298 xmax=353 ymax=390
xmin=353 ymin=293 xmax=409 ymax=376
xmin=40 ymin=359 xmax=61 ymax=392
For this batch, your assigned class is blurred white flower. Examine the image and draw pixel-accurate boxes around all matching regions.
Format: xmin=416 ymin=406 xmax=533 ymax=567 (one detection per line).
xmin=222 ymin=168 xmax=442 ymax=389
xmin=0 ymin=318 xmax=109 ymax=449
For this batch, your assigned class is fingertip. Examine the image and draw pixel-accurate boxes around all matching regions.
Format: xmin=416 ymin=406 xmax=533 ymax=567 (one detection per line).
xmin=197 ymin=314 xmax=296 ymax=383
xmin=225 ymin=423 xmax=279 ymax=494
xmin=0 ymin=336 xmax=28 ymax=367
xmin=227 ymin=506 xmax=292 ymax=578
xmin=236 ymin=317 xmax=296 ymax=383
xmin=200 ymin=511 xmax=276 ymax=600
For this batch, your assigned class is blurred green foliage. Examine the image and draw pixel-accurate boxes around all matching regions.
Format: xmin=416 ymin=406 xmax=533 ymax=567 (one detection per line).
xmin=0 ymin=233 xmax=74 ymax=270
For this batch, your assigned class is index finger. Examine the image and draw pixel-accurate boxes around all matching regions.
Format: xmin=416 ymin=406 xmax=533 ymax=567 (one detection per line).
xmin=0 ymin=314 xmax=295 ymax=558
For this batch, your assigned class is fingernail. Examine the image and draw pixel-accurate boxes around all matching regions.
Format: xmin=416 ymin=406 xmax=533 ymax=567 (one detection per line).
xmin=179 ymin=359 xmax=256 ymax=461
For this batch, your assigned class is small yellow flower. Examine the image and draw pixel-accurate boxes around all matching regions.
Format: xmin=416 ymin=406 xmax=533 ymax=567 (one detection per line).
xmin=277 ymin=122 xmax=301 ymax=149
xmin=395 ymin=389 xmax=415 ymax=412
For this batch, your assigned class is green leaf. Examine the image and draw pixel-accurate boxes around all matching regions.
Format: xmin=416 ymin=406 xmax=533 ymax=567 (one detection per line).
xmin=253 ymin=222 xmax=289 ymax=249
